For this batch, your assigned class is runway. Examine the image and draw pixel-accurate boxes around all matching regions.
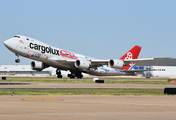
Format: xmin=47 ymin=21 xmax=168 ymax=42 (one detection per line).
xmin=0 ymin=95 xmax=176 ymax=120
xmin=0 ymin=82 xmax=176 ymax=89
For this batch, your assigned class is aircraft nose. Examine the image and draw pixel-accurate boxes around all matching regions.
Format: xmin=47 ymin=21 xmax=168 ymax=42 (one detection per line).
xmin=4 ymin=39 xmax=12 ymax=48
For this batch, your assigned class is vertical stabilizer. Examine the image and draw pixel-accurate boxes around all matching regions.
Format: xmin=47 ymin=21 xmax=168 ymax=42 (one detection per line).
xmin=120 ymin=45 xmax=142 ymax=70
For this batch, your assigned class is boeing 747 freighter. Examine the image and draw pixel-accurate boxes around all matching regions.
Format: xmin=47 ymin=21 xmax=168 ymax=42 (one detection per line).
xmin=4 ymin=35 xmax=169 ymax=79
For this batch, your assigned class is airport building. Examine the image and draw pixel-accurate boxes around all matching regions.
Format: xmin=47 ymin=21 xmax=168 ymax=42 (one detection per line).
xmin=135 ymin=58 xmax=176 ymax=77
xmin=0 ymin=65 xmax=89 ymax=77
xmin=0 ymin=65 xmax=67 ymax=76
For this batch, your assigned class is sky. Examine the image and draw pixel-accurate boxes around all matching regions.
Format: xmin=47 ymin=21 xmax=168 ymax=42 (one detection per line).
xmin=0 ymin=0 xmax=176 ymax=65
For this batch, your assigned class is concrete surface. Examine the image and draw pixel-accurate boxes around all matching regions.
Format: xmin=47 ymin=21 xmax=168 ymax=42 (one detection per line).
xmin=0 ymin=83 xmax=176 ymax=89
xmin=0 ymin=95 xmax=176 ymax=120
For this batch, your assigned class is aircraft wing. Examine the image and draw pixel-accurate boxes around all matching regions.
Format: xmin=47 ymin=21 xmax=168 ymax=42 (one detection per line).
xmin=55 ymin=59 xmax=76 ymax=63
xmin=90 ymin=57 xmax=170 ymax=67
xmin=48 ymin=57 xmax=75 ymax=62
xmin=54 ymin=57 xmax=170 ymax=63
xmin=51 ymin=57 xmax=170 ymax=69
xmin=53 ymin=59 xmax=109 ymax=68
xmin=52 ymin=58 xmax=108 ymax=66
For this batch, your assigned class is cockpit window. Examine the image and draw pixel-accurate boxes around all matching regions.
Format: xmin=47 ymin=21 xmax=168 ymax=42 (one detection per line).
xmin=14 ymin=36 xmax=20 ymax=38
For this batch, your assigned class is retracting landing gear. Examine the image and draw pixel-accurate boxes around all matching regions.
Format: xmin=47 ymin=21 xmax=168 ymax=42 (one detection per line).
xmin=68 ymin=71 xmax=83 ymax=79
xmin=15 ymin=54 xmax=20 ymax=63
xmin=56 ymin=69 xmax=62 ymax=78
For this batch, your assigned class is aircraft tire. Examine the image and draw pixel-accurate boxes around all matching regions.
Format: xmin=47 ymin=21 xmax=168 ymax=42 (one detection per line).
xmin=70 ymin=75 xmax=75 ymax=79
xmin=68 ymin=74 xmax=71 ymax=77
xmin=15 ymin=59 xmax=20 ymax=63
xmin=57 ymin=75 xmax=62 ymax=78
xmin=68 ymin=74 xmax=75 ymax=79
xmin=76 ymin=74 xmax=83 ymax=79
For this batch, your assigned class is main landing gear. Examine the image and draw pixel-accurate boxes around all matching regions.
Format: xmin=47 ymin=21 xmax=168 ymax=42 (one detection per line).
xmin=56 ymin=69 xmax=83 ymax=79
xmin=56 ymin=69 xmax=62 ymax=78
xmin=15 ymin=54 xmax=20 ymax=63
xmin=67 ymin=71 xmax=83 ymax=79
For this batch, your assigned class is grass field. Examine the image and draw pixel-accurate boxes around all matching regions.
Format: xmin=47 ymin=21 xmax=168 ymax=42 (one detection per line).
xmin=1 ymin=76 xmax=176 ymax=84
xmin=0 ymin=76 xmax=175 ymax=95
xmin=0 ymin=89 xmax=164 ymax=95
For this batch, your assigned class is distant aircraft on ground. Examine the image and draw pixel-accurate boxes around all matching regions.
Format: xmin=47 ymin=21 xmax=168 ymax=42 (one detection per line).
xmin=4 ymin=35 xmax=169 ymax=79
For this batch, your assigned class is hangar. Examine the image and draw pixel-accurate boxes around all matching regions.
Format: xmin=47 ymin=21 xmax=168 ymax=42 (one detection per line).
xmin=135 ymin=58 xmax=176 ymax=66
xmin=135 ymin=58 xmax=176 ymax=77
xmin=0 ymin=65 xmax=66 ymax=76
xmin=0 ymin=65 xmax=88 ymax=77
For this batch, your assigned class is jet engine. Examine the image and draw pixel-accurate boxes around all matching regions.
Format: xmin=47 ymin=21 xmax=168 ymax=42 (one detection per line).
xmin=109 ymin=59 xmax=125 ymax=69
xmin=31 ymin=61 xmax=50 ymax=71
xmin=74 ymin=59 xmax=91 ymax=69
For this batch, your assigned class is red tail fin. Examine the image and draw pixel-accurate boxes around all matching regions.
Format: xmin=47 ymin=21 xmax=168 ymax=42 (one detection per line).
xmin=120 ymin=45 xmax=142 ymax=70
xmin=120 ymin=45 xmax=141 ymax=60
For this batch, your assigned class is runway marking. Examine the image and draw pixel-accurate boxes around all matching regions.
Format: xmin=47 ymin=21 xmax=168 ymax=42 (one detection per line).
xmin=21 ymin=99 xmax=63 ymax=101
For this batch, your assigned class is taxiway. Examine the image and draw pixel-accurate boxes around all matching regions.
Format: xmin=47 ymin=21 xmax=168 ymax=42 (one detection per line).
xmin=0 ymin=82 xmax=175 ymax=89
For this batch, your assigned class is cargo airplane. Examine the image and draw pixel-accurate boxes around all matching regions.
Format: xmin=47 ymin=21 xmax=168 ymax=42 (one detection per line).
xmin=4 ymin=35 xmax=169 ymax=79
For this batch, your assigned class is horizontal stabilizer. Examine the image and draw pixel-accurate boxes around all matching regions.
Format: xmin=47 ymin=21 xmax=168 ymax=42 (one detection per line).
xmin=124 ymin=57 xmax=171 ymax=63
xmin=124 ymin=69 xmax=156 ymax=73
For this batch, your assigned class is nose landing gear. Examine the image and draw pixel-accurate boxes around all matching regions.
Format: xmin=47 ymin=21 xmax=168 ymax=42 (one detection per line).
xmin=15 ymin=54 xmax=20 ymax=63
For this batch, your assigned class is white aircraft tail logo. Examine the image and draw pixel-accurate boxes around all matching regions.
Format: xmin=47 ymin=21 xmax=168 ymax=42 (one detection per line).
xmin=125 ymin=52 xmax=133 ymax=60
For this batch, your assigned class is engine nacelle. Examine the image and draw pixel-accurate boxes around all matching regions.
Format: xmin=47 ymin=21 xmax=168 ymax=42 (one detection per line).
xmin=109 ymin=59 xmax=124 ymax=69
xmin=74 ymin=59 xmax=91 ymax=69
xmin=31 ymin=61 xmax=50 ymax=71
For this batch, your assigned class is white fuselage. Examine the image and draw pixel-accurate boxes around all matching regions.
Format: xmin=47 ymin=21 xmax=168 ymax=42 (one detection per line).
xmin=4 ymin=35 xmax=131 ymax=76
